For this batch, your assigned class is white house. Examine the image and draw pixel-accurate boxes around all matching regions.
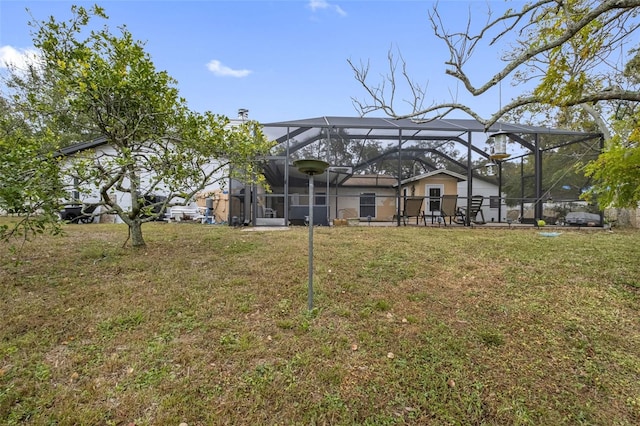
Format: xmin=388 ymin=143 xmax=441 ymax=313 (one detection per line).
xmin=58 ymin=136 xmax=235 ymax=224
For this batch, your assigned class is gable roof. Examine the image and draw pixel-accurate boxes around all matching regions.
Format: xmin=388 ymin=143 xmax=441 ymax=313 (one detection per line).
xmin=399 ymin=169 xmax=467 ymax=186
xmin=342 ymin=174 xmax=397 ymax=187
xmin=56 ymin=136 xmax=108 ymax=156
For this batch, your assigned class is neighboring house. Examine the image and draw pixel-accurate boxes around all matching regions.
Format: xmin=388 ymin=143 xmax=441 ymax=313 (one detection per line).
xmin=55 ymin=116 xmax=257 ymax=224
xmin=606 ymin=206 xmax=640 ymax=228
xmin=58 ymin=136 xmax=231 ymax=224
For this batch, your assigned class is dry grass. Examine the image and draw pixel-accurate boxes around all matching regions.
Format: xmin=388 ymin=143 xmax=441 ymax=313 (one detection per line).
xmin=1 ymin=222 xmax=639 ymax=425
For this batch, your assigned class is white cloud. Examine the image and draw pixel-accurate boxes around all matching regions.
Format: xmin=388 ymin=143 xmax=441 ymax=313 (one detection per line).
xmin=308 ymin=0 xmax=347 ymax=17
xmin=206 ymin=60 xmax=252 ymax=78
xmin=0 ymin=45 xmax=40 ymax=70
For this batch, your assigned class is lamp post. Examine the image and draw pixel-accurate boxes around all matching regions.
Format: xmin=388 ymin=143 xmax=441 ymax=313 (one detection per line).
xmin=293 ymin=159 xmax=330 ymax=311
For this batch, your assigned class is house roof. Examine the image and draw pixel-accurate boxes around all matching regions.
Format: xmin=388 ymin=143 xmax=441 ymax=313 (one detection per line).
xmin=56 ymin=136 xmax=108 ymax=156
xmin=399 ymin=169 xmax=467 ymax=186
xmin=60 ymin=115 xmax=601 ymax=160
xmin=342 ymin=174 xmax=397 ymax=187
xmin=56 ymin=119 xmax=246 ymax=157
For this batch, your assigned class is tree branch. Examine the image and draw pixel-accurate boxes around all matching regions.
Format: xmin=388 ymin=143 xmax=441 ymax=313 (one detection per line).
xmin=432 ymin=0 xmax=640 ymax=96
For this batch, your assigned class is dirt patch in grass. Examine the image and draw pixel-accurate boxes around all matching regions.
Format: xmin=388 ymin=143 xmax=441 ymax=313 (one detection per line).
xmin=1 ymin=223 xmax=639 ymax=425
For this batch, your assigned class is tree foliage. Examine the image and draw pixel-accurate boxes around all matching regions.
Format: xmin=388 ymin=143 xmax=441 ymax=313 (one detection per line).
xmin=0 ymin=97 xmax=65 ymax=244
xmin=581 ymin=48 xmax=640 ymax=208
xmin=1 ymin=5 xmax=273 ymax=247
xmin=350 ymin=0 xmax=640 ymax=208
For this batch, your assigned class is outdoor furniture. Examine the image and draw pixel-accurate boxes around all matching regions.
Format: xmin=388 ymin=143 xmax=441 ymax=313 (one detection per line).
xmin=169 ymin=206 xmax=203 ymax=221
xmin=565 ymin=211 xmax=602 ymax=226
xmin=401 ymin=197 xmax=426 ymax=226
xmin=439 ymin=194 xmax=464 ymax=225
xmin=458 ymin=195 xmax=486 ymax=225
xmin=59 ymin=204 xmax=97 ymax=224
xmin=289 ymin=205 xmax=329 ymax=226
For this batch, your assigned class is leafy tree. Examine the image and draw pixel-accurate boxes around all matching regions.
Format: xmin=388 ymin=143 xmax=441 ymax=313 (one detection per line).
xmin=582 ymin=50 xmax=640 ymax=207
xmin=350 ymin=0 xmax=640 ymax=208
xmin=0 ymin=97 xmax=65 ymax=243
xmin=3 ymin=5 xmax=272 ymax=248
xmin=1 ymin=45 xmax=100 ymax=150
xmin=1 ymin=13 xmax=97 ymax=245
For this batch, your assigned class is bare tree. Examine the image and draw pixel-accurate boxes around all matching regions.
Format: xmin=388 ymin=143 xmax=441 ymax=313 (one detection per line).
xmin=350 ymin=0 xmax=640 ymax=131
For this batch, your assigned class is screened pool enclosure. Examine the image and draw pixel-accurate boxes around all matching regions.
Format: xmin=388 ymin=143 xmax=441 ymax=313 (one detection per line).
xmin=227 ymin=116 xmax=603 ymax=227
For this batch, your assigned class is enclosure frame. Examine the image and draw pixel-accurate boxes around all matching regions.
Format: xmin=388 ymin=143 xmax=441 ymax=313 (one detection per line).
xmin=236 ymin=116 xmax=603 ymax=226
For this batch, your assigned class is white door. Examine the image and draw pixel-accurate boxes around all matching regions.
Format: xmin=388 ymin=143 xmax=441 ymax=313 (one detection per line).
xmin=425 ymin=184 xmax=444 ymax=214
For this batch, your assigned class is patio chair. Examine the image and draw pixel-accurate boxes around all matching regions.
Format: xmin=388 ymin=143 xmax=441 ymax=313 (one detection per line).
xmin=401 ymin=197 xmax=426 ymax=226
xmin=439 ymin=194 xmax=464 ymax=225
xmin=459 ymin=195 xmax=486 ymax=225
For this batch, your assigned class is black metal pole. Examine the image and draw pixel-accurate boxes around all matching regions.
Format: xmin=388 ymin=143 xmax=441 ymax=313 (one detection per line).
xmin=466 ymin=132 xmax=473 ymax=226
xmin=534 ymin=134 xmax=543 ymax=221
xmin=520 ymin=157 xmax=525 ymax=221
xmin=308 ymin=174 xmax=314 ymax=311
xmin=498 ymin=161 xmax=503 ymax=223
xmin=396 ymin=130 xmax=402 ymax=226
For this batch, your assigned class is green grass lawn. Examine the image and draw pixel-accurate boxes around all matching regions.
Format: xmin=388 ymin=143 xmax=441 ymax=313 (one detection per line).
xmin=1 ymin=222 xmax=639 ymax=425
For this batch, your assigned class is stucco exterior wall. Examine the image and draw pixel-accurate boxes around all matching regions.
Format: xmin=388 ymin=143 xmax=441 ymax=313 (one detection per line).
xmin=289 ymin=186 xmax=397 ymax=221
xmin=401 ymin=174 xmax=461 ymax=218
xmin=333 ymin=187 xmax=397 ymax=221
xmin=407 ymin=176 xmax=459 ymax=198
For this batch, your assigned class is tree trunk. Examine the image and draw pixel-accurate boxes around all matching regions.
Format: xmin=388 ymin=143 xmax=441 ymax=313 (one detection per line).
xmin=129 ymin=220 xmax=146 ymax=248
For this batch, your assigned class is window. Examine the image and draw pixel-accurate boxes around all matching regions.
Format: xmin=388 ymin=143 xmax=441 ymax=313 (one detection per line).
xmin=490 ymin=195 xmax=500 ymax=209
xmin=69 ymin=177 xmax=80 ymax=203
xmin=360 ymin=192 xmax=376 ymax=218
xmin=315 ymin=192 xmax=326 ymax=205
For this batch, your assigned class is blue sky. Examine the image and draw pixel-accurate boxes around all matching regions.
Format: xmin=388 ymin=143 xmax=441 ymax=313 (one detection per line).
xmin=0 ymin=0 xmax=524 ymax=124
